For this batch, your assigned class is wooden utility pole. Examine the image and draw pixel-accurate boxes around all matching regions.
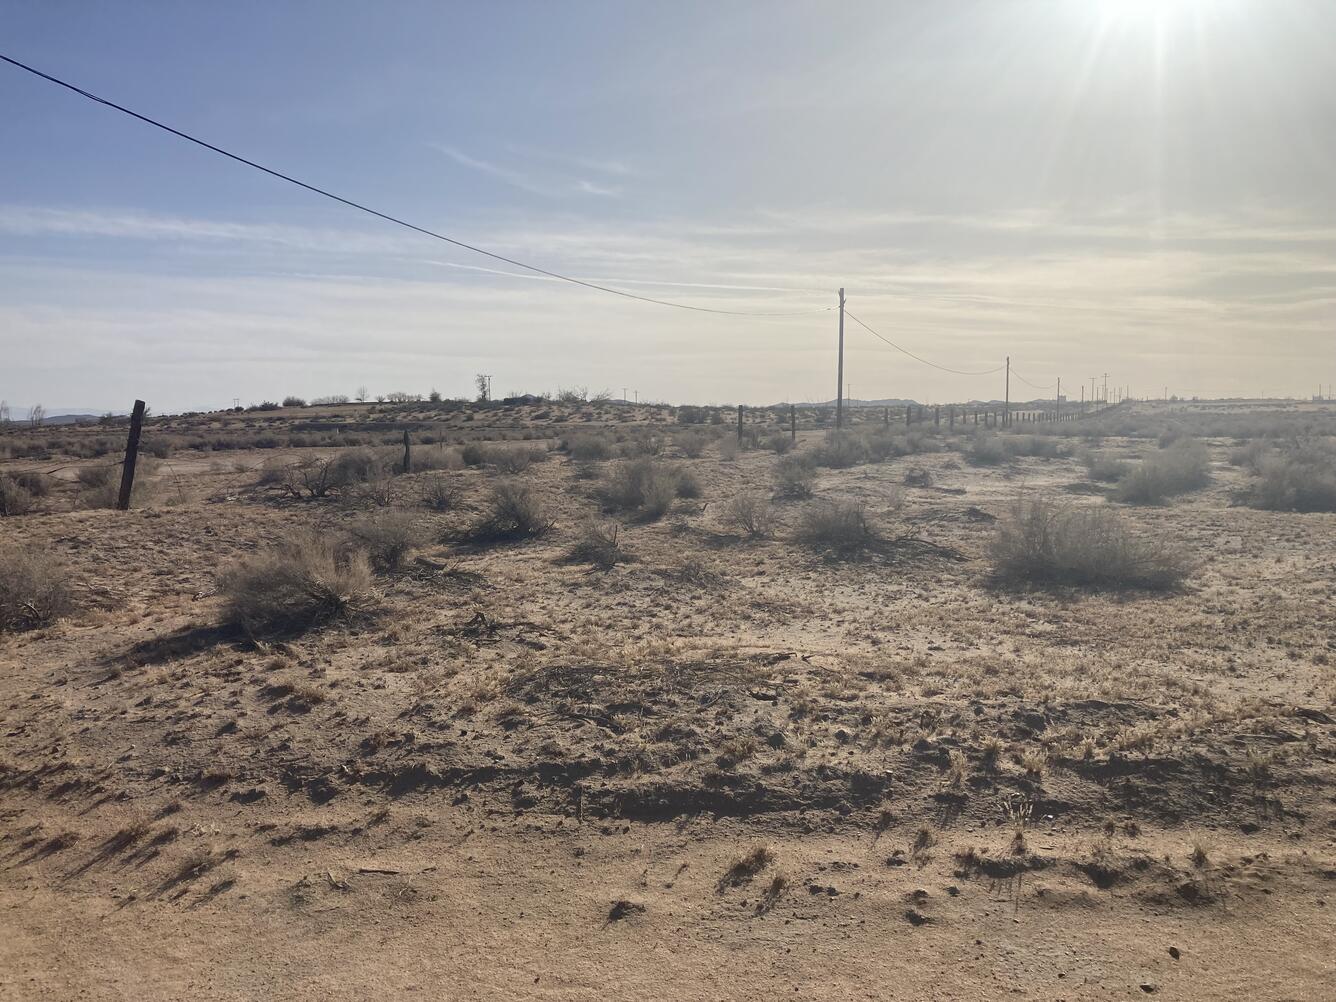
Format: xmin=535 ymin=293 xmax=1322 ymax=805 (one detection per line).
xmin=1004 ymin=356 xmax=1010 ymax=427
xmin=835 ymin=288 xmax=846 ymax=430
xmin=116 ymin=399 xmax=146 ymax=511
xmin=1056 ymin=377 xmax=1061 ymax=422
xmin=737 ymin=404 xmax=744 ymax=443
xmin=401 ymin=430 xmax=412 ymax=473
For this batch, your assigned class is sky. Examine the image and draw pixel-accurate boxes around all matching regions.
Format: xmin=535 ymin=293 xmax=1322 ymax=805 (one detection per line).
xmin=2 ymin=0 xmax=1334 ymax=413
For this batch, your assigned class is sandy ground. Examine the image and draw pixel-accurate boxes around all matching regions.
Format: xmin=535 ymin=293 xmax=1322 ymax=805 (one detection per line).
xmin=2 ymin=404 xmax=1334 ymax=999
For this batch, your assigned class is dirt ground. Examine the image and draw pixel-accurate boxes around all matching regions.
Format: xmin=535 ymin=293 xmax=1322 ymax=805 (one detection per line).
xmin=2 ymin=401 xmax=1333 ymax=1000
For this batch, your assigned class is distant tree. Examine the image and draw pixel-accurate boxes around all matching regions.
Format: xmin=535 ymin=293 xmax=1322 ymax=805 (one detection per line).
xmin=375 ymin=394 xmax=386 ymax=403
xmin=282 ymin=395 xmax=307 ymax=408
xmin=475 ymin=374 xmax=490 ymax=402
xmin=28 ymin=403 xmax=45 ymax=427
xmin=429 ymin=388 xmax=442 ymax=403
xmin=355 ymin=386 xmax=369 ymax=403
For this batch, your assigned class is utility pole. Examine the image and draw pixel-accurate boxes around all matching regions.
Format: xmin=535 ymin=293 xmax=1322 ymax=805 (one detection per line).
xmin=1056 ymin=377 xmax=1061 ymax=421
xmin=835 ymin=288 xmax=846 ymax=430
xmin=622 ymin=387 xmax=628 ymax=404
xmin=1102 ymin=373 xmax=1108 ymax=404
xmin=1089 ymin=377 xmax=1096 ymax=408
xmin=1004 ymin=356 xmax=1010 ymax=427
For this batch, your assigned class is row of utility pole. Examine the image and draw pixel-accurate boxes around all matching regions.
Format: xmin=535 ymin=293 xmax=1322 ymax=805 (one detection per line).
xmin=832 ymin=288 xmax=1118 ymax=428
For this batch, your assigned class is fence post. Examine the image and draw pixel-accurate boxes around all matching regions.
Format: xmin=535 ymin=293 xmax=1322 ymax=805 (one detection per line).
xmin=934 ymin=406 xmax=940 ymax=428
xmin=737 ymin=404 xmax=744 ymax=443
xmin=402 ymin=429 xmax=412 ymax=473
xmin=116 ymin=399 xmax=146 ymax=511
xmin=790 ymin=404 xmax=796 ymax=442
xmin=883 ymin=406 xmax=889 ymax=429
xmin=949 ymin=406 xmax=955 ymax=430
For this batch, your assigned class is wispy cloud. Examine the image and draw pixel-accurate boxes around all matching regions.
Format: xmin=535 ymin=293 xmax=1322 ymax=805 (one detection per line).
xmin=431 ymin=145 xmax=623 ymax=199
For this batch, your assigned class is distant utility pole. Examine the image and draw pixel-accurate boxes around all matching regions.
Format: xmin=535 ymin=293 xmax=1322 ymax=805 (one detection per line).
xmin=835 ymin=288 xmax=846 ymax=429
xmin=1004 ymin=356 xmax=1010 ymax=427
xmin=1089 ymin=377 xmax=1096 ymax=407
xmin=634 ymin=390 xmax=638 ymax=404
xmin=1056 ymin=377 xmax=1061 ymax=420
xmin=622 ymin=386 xmax=628 ymax=404
xmin=1102 ymin=373 xmax=1109 ymax=404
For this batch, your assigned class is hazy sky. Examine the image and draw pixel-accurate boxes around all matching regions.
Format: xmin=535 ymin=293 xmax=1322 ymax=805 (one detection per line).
xmin=3 ymin=0 xmax=1333 ymax=413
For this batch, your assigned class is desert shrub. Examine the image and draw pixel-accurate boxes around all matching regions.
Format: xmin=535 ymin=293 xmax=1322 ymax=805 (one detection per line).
xmin=562 ymin=521 xmax=628 ymax=569
xmin=465 ymin=481 xmax=554 ymax=542
xmin=1246 ymin=453 xmax=1336 ymax=512
xmin=421 ymin=474 xmax=462 ymax=511
xmin=566 ymin=436 xmax=613 ymax=461
xmin=717 ymin=437 xmax=740 ymax=461
xmin=720 ymin=491 xmax=774 ymax=538
xmin=1007 ymin=435 xmax=1064 ymax=459
xmin=1228 ymin=440 xmax=1272 ymax=471
xmin=346 ymin=511 xmax=422 ymax=572
xmin=77 ymin=465 xmax=115 ymax=489
xmin=773 ymin=454 xmax=817 ymax=499
xmin=1083 ymin=451 xmax=1132 ymax=483
xmin=966 ymin=433 xmax=1010 ymax=466
xmin=328 ymin=448 xmax=388 ymax=487
xmin=282 ymin=396 xmax=307 ymax=408
xmin=811 ymin=431 xmax=869 ymax=469
xmin=794 ymin=500 xmax=882 ymax=557
xmin=78 ymin=463 xmax=155 ymax=509
xmin=0 ymin=476 xmax=34 ymax=516
xmin=461 ymin=442 xmax=487 ymax=467
xmin=256 ymin=459 xmax=290 ymax=486
xmin=0 ymin=548 xmax=73 ymax=630
xmin=990 ymin=497 xmax=1192 ymax=590
xmin=763 ymin=432 xmax=794 ymax=455
xmin=676 ymin=431 xmax=712 ymax=459
xmin=219 ymin=533 xmax=372 ymax=635
xmin=490 ymin=444 xmax=546 ymax=473
xmin=14 ymin=471 xmax=52 ymax=497
xmin=409 ymin=445 xmax=464 ymax=472
xmin=675 ymin=468 xmax=703 ymax=499
xmin=1113 ymin=440 xmax=1210 ymax=505
xmin=902 ymin=466 xmax=933 ymax=488
xmin=600 ymin=459 xmax=695 ymax=519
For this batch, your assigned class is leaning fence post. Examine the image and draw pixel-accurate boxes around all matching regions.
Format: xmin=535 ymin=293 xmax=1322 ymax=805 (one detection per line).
xmin=116 ymin=399 xmax=146 ymax=511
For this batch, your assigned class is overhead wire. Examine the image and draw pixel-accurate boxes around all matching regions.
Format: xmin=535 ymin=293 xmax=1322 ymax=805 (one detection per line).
xmin=1009 ymin=367 xmax=1055 ymax=391
xmin=843 ymin=310 xmax=1007 ymax=376
xmin=0 ymin=52 xmax=831 ymax=319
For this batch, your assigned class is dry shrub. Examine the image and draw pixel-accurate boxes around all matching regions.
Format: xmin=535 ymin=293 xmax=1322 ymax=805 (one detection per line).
xmin=773 ymin=454 xmax=817 ymax=499
xmin=717 ymin=437 xmax=740 ymax=461
xmin=0 ymin=547 xmax=73 ymax=631
xmin=795 ymin=500 xmax=881 ymax=557
xmin=1113 ymin=440 xmax=1210 ymax=504
xmin=346 ymin=511 xmax=422 ymax=572
xmin=486 ymin=445 xmax=545 ymax=474
xmin=990 ymin=497 xmax=1192 ymax=591
xmin=1083 ymin=451 xmax=1132 ymax=482
xmin=562 ymin=521 xmax=629 ymax=569
xmin=14 ymin=471 xmax=51 ymax=497
xmin=764 ymin=432 xmax=795 ymax=455
xmin=720 ymin=491 xmax=774 ymax=538
xmin=676 ymin=431 xmax=712 ymax=458
xmin=420 ymin=474 xmax=462 ymax=511
xmin=0 ymin=476 xmax=34 ymax=516
xmin=410 ymin=444 xmax=464 ymax=472
xmin=565 ymin=436 xmax=613 ymax=461
xmin=966 ymin=433 xmax=1009 ymax=466
xmin=465 ymin=481 xmax=554 ymax=542
xmin=811 ymin=431 xmax=869 ymax=468
xmin=219 ymin=533 xmax=373 ymax=635
xmin=600 ymin=459 xmax=695 ymax=519
xmin=1246 ymin=451 xmax=1336 ymax=512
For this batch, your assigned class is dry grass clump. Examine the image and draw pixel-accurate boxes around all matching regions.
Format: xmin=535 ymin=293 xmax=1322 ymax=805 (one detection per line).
xmin=346 ymin=511 xmax=423 ymax=572
xmin=1113 ymin=440 xmax=1210 ymax=505
xmin=0 ymin=547 xmax=74 ymax=631
xmin=794 ymin=500 xmax=882 ymax=557
xmin=719 ymin=491 xmax=774 ymax=538
xmin=1082 ymin=451 xmax=1132 ymax=482
xmin=420 ymin=474 xmax=463 ymax=512
xmin=218 ymin=533 xmax=374 ymax=636
xmin=0 ymin=475 xmax=34 ymax=516
xmin=990 ymin=497 xmax=1193 ymax=591
xmin=600 ymin=458 xmax=696 ymax=519
xmin=717 ymin=844 xmax=775 ymax=891
xmin=1245 ymin=449 xmax=1336 ymax=512
xmin=565 ymin=435 xmax=613 ymax=461
xmin=810 ymin=431 xmax=869 ymax=469
xmin=464 ymin=481 xmax=555 ymax=542
xmin=562 ymin=521 xmax=629 ymax=569
xmin=773 ymin=454 xmax=817 ymax=499
xmin=77 ymin=463 xmax=157 ymax=508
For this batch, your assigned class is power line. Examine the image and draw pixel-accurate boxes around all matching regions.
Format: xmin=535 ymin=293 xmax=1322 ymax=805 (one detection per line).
xmin=0 ymin=52 xmax=831 ymax=319
xmin=1010 ymin=367 xmax=1055 ymax=391
xmin=844 ymin=311 xmax=1006 ymax=376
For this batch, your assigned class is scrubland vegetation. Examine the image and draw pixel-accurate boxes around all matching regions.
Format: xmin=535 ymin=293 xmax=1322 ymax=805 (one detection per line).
xmin=3 ymin=397 xmax=1334 ymax=997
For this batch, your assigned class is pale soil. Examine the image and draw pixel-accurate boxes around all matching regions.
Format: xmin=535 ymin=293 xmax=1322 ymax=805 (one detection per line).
xmin=2 ymin=405 xmax=1334 ymax=999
